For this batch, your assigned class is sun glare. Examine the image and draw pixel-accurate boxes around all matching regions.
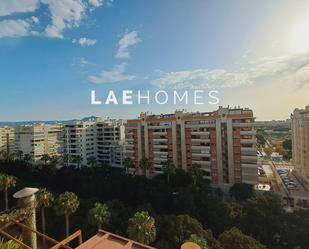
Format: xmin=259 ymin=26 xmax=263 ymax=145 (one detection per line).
xmin=290 ymin=18 xmax=309 ymax=53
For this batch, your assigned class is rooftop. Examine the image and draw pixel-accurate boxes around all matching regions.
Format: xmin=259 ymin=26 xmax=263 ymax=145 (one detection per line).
xmin=76 ymin=230 xmax=155 ymax=249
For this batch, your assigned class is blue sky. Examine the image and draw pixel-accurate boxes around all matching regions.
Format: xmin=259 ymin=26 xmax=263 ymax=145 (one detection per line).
xmin=1 ymin=0 xmax=309 ymax=121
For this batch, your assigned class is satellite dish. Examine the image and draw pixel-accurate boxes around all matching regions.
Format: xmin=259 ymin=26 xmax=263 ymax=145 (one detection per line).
xmin=181 ymin=242 xmax=201 ymax=249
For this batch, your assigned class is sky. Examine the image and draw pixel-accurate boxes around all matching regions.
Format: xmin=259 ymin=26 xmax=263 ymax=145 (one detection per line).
xmin=0 ymin=0 xmax=309 ymax=121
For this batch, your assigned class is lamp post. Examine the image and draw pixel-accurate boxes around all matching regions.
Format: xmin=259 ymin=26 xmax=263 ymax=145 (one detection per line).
xmin=13 ymin=187 xmax=39 ymax=249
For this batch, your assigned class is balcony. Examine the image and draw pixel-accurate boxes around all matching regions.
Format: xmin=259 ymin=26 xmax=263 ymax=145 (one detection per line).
xmin=191 ymin=138 xmax=210 ymax=143
xmin=192 ymin=160 xmax=211 ymax=166
xmin=191 ymin=152 xmax=211 ymax=157
xmin=186 ymin=124 xmax=215 ymax=128
xmin=153 ymin=151 xmax=168 ymax=155
xmin=241 ymin=155 xmax=257 ymax=163
xmin=190 ymin=131 xmax=210 ymax=136
xmin=232 ymin=122 xmax=255 ymax=128
xmin=240 ymin=130 xmax=256 ymax=135
xmin=240 ymin=139 xmax=256 ymax=144
xmin=241 ymin=163 xmax=258 ymax=168
xmin=191 ymin=145 xmax=210 ymax=150
xmin=153 ymin=144 xmax=168 ymax=149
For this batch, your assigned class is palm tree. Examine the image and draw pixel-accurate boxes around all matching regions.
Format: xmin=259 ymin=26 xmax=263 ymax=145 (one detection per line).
xmin=123 ymin=157 xmax=135 ymax=174
xmin=127 ymin=211 xmax=156 ymax=245
xmin=139 ymin=157 xmax=151 ymax=176
xmin=161 ymin=159 xmax=175 ymax=184
xmin=72 ymin=155 xmax=83 ymax=169
xmin=16 ymin=150 xmax=23 ymax=161
xmin=36 ymin=188 xmax=54 ymax=248
xmin=54 ymin=192 xmax=79 ymax=238
xmin=88 ymin=202 xmax=111 ymax=230
xmin=189 ymin=163 xmax=203 ymax=187
xmin=41 ymin=154 xmax=51 ymax=166
xmin=188 ymin=234 xmax=208 ymax=249
xmin=87 ymin=156 xmax=97 ymax=167
xmin=0 ymin=151 xmax=14 ymax=162
xmin=0 ymin=174 xmax=17 ymax=210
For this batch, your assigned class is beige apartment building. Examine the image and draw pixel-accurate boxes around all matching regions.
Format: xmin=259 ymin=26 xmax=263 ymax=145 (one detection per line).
xmin=0 ymin=126 xmax=15 ymax=155
xmin=291 ymin=106 xmax=309 ymax=188
xmin=64 ymin=119 xmax=124 ymax=167
xmin=14 ymin=124 xmax=63 ymax=162
xmin=125 ymin=107 xmax=258 ymax=186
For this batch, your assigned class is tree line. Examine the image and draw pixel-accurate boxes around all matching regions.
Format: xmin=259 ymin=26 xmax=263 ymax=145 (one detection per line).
xmin=0 ymin=154 xmax=309 ymax=249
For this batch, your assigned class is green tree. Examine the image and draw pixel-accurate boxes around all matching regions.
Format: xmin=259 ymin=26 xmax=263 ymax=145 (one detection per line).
xmin=88 ymin=202 xmax=111 ymax=230
xmin=156 ymin=214 xmax=205 ymax=248
xmin=16 ymin=150 xmax=23 ymax=161
xmin=23 ymin=154 xmax=32 ymax=165
xmin=189 ymin=163 xmax=203 ymax=187
xmin=41 ymin=154 xmax=51 ymax=166
xmin=229 ymin=183 xmax=254 ymax=201
xmin=282 ymin=139 xmax=292 ymax=150
xmin=0 ymin=174 xmax=17 ymax=210
xmin=188 ymin=234 xmax=208 ymax=249
xmin=87 ymin=156 xmax=97 ymax=167
xmin=139 ymin=157 xmax=151 ymax=176
xmin=127 ymin=211 xmax=156 ymax=245
xmin=218 ymin=227 xmax=266 ymax=249
xmin=54 ymin=192 xmax=79 ymax=238
xmin=61 ymin=153 xmax=71 ymax=167
xmin=256 ymin=129 xmax=267 ymax=147
xmin=72 ymin=155 xmax=83 ymax=169
xmin=123 ymin=157 xmax=135 ymax=174
xmin=0 ymin=239 xmax=22 ymax=249
xmin=161 ymin=159 xmax=175 ymax=184
xmin=36 ymin=188 xmax=54 ymax=248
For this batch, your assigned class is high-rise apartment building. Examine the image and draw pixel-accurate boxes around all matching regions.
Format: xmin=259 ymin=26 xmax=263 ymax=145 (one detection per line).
xmin=96 ymin=120 xmax=125 ymax=168
xmin=14 ymin=124 xmax=63 ymax=162
xmin=125 ymin=107 xmax=257 ymax=186
xmin=291 ymin=106 xmax=309 ymax=188
xmin=0 ymin=126 xmax=15 ymax=155
xmin=64 ymin=119 xmax=125 ymax=167
xmin=64 ymin=120 xmax=97 ymax=166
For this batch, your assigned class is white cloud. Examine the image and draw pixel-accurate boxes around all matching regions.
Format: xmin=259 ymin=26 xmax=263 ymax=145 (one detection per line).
xmin=152 ymin=69 xmax=251 ymax=89
xmin=0 ymin=0 xmax=106 ymax=40
xmin=41 ymin=0 xmax=87 ymax=38
xmin=0 ymin=0 xmax=39 ymax=17
xmin=88 ymin=0 xmax=114 ymax=7
xmin=31 ymin=16 xmax=39 ymax=24
xmin=116 ymin=30 xmax=141 ymax=59
xmin=88 ymin=63 xmax=136 ymax=84
xmin=76 ymin=37 xmax=97 ymax=46
xmin=88 ymin=0 xmax=103 ymax=7
xmin=152 ymin=53 xmax=309 ymax=90
xmin=0 ymin=19 xmax=31 ymax=38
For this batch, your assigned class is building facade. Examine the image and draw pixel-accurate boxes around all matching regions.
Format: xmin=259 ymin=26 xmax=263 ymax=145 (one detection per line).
xmin=291 ymin=106 xmax=309 ymax=188
xmin=64 ymin=119 xmax=125 ymax=167
xmin=14 ymin=124 xmax=63 ymax=162
xmin=125 ymin=107 xmax=258 ymax=186
xmin=0 ymin=126 xmax=15 ymax=155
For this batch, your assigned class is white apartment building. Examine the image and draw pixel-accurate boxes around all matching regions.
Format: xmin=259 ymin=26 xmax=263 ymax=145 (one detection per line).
xmin=14 ymin=124 xmax=63 ymax=162
xmin=125 ymin=107 xmax=258 ymax=187
xmin=0 ymin=126 xmax=15 ymax=155
xmin=96 ymin=120 xmax=125 ymax=168
xmin=64 ymin=120 xmax=97 ymax=166
xmin=64 ymin=119 xmax=125 ymax=167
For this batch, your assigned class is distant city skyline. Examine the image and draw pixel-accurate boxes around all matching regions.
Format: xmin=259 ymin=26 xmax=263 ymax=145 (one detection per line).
xmin=1 ymin=0 xmax=309 ymax=121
